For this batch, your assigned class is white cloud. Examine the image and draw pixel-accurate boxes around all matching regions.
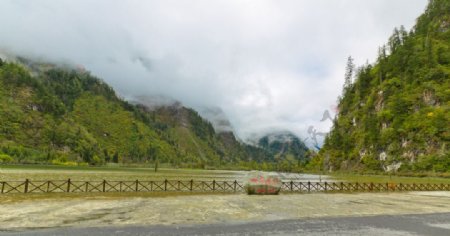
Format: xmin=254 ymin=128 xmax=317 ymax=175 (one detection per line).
xmin=0 ymin=0 xmax=428 ymax=145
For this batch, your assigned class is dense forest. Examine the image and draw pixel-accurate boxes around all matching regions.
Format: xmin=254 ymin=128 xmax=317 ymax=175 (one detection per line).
xmin=0 ymin=56 xmax=309 ymax=170
xmin=319 ymin=0 xmax=449 ymax=174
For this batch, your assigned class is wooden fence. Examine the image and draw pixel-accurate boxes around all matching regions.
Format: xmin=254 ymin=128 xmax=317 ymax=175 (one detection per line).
xmin=0 ymin=179 xmax=449 ymax=194
xmin=280 ymin=181 xmax=450 ymax=192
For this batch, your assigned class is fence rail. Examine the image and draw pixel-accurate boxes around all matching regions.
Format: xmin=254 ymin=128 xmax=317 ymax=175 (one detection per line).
xmin=0 ymin=179 xmax=449 ymax=194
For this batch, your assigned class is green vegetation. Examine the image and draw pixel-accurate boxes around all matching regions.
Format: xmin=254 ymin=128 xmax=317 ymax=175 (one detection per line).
xmin=256 ymin=132 xmax=310 ymax=171
xmin=0 ymin=59 xmax=309 ymax=170
xmin=331 ymin=173 xmax=450 ymax=184
xmin=319 ymin=0 xmax=450 ymax=173
xmin=0 ymin=154 xmax=13 ymax=163
xmin=0 ymin=62 xmax=175 ymax=166
xmin=0 ymin=165 xmax=245 ymax=181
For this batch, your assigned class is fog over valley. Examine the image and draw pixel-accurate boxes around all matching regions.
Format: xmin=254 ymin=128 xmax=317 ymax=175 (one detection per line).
xmin=0 ymin=0 xmax=428 ymax=145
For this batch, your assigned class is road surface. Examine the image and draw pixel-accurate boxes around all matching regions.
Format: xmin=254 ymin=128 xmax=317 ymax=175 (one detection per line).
xmin=1 ymin=212 xmax=450 ymax=236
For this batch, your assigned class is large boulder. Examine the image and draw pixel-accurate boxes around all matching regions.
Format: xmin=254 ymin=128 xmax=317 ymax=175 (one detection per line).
xmin=245 ymin=171 xmax=282 ymax=195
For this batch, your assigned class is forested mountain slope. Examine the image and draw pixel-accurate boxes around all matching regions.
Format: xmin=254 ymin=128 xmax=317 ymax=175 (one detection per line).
xmin=0 ymin=56 xmax=309 ymax=169
xmin=258 ymin=132 xmax=309 ymax=163
xmin=320 ymin=0 xmax=449 ymax=173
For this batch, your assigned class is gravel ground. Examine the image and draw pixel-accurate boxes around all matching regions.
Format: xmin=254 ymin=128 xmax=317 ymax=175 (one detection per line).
xmin=0 ymin=191 xmax=449 ymax=231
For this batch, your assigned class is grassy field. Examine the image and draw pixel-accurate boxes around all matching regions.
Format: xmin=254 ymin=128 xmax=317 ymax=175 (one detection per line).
xmin=331 ymin=173 xmax=450 ymax=184
xmin=1 ymin=165 xmax=449 ymax=184
xmin=0 ymin=165 xmax=246 ymax=181
xmin=0 ymin=165 xmax=326 ymax=182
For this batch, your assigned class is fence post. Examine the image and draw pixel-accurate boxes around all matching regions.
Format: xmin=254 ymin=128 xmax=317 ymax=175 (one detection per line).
xmin=119 ymin=181 xmax=123 ymax=192
xmin=24 ymin=179 xmax=29 ymax=193
xmin=1 ymin=181 xmax=5 ymax=194
xmin=21 ymin=179 xmax=450 ymax=195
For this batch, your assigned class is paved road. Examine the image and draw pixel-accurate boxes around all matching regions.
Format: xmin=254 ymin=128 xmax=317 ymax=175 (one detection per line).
xmin=2 ymin=212 xmax=449 ymax=236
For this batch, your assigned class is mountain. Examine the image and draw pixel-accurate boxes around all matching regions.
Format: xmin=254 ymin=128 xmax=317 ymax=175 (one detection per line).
xmin=257 ymin=132 xmax=309 ymax=163
xmin=320 ymin=0 xmax=449 ymax=173
xmin=198 ymin=107 xmax=234 ymax=133
xmin=0 ymin=55 xmax=309 ymax=169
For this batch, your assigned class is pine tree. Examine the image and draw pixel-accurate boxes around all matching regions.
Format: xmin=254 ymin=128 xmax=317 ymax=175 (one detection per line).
xmin=343 ymin=56 xmax=355 ymax=93
xmin=399 ymin=25 xmax=408 ymax=44
xmin=388 ymin=27 xmax=402 ymax=53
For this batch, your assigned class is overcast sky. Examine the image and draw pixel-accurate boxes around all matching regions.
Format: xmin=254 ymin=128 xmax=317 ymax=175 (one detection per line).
xmin=0 ymin=0 xmax=428 ymax=145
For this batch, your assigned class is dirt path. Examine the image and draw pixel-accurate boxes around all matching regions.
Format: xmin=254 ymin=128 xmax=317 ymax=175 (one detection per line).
xmin=1 ymin=191 xmax=449 ymax=230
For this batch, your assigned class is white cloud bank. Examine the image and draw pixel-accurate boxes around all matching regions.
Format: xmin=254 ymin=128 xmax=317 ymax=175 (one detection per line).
xmin=0 ymin=0 xmax=428 ymax=144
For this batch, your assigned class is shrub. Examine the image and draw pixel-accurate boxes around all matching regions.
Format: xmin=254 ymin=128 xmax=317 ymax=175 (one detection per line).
xmin=51 ymin=159 xmax=78 ymax=166
xmin=90 ymin=155 xmax=104 ymax=166
xmin=0 ymin=154 xmax=13 ymax=163
xmin=77 ymin=162 xmax=89 ymax=167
